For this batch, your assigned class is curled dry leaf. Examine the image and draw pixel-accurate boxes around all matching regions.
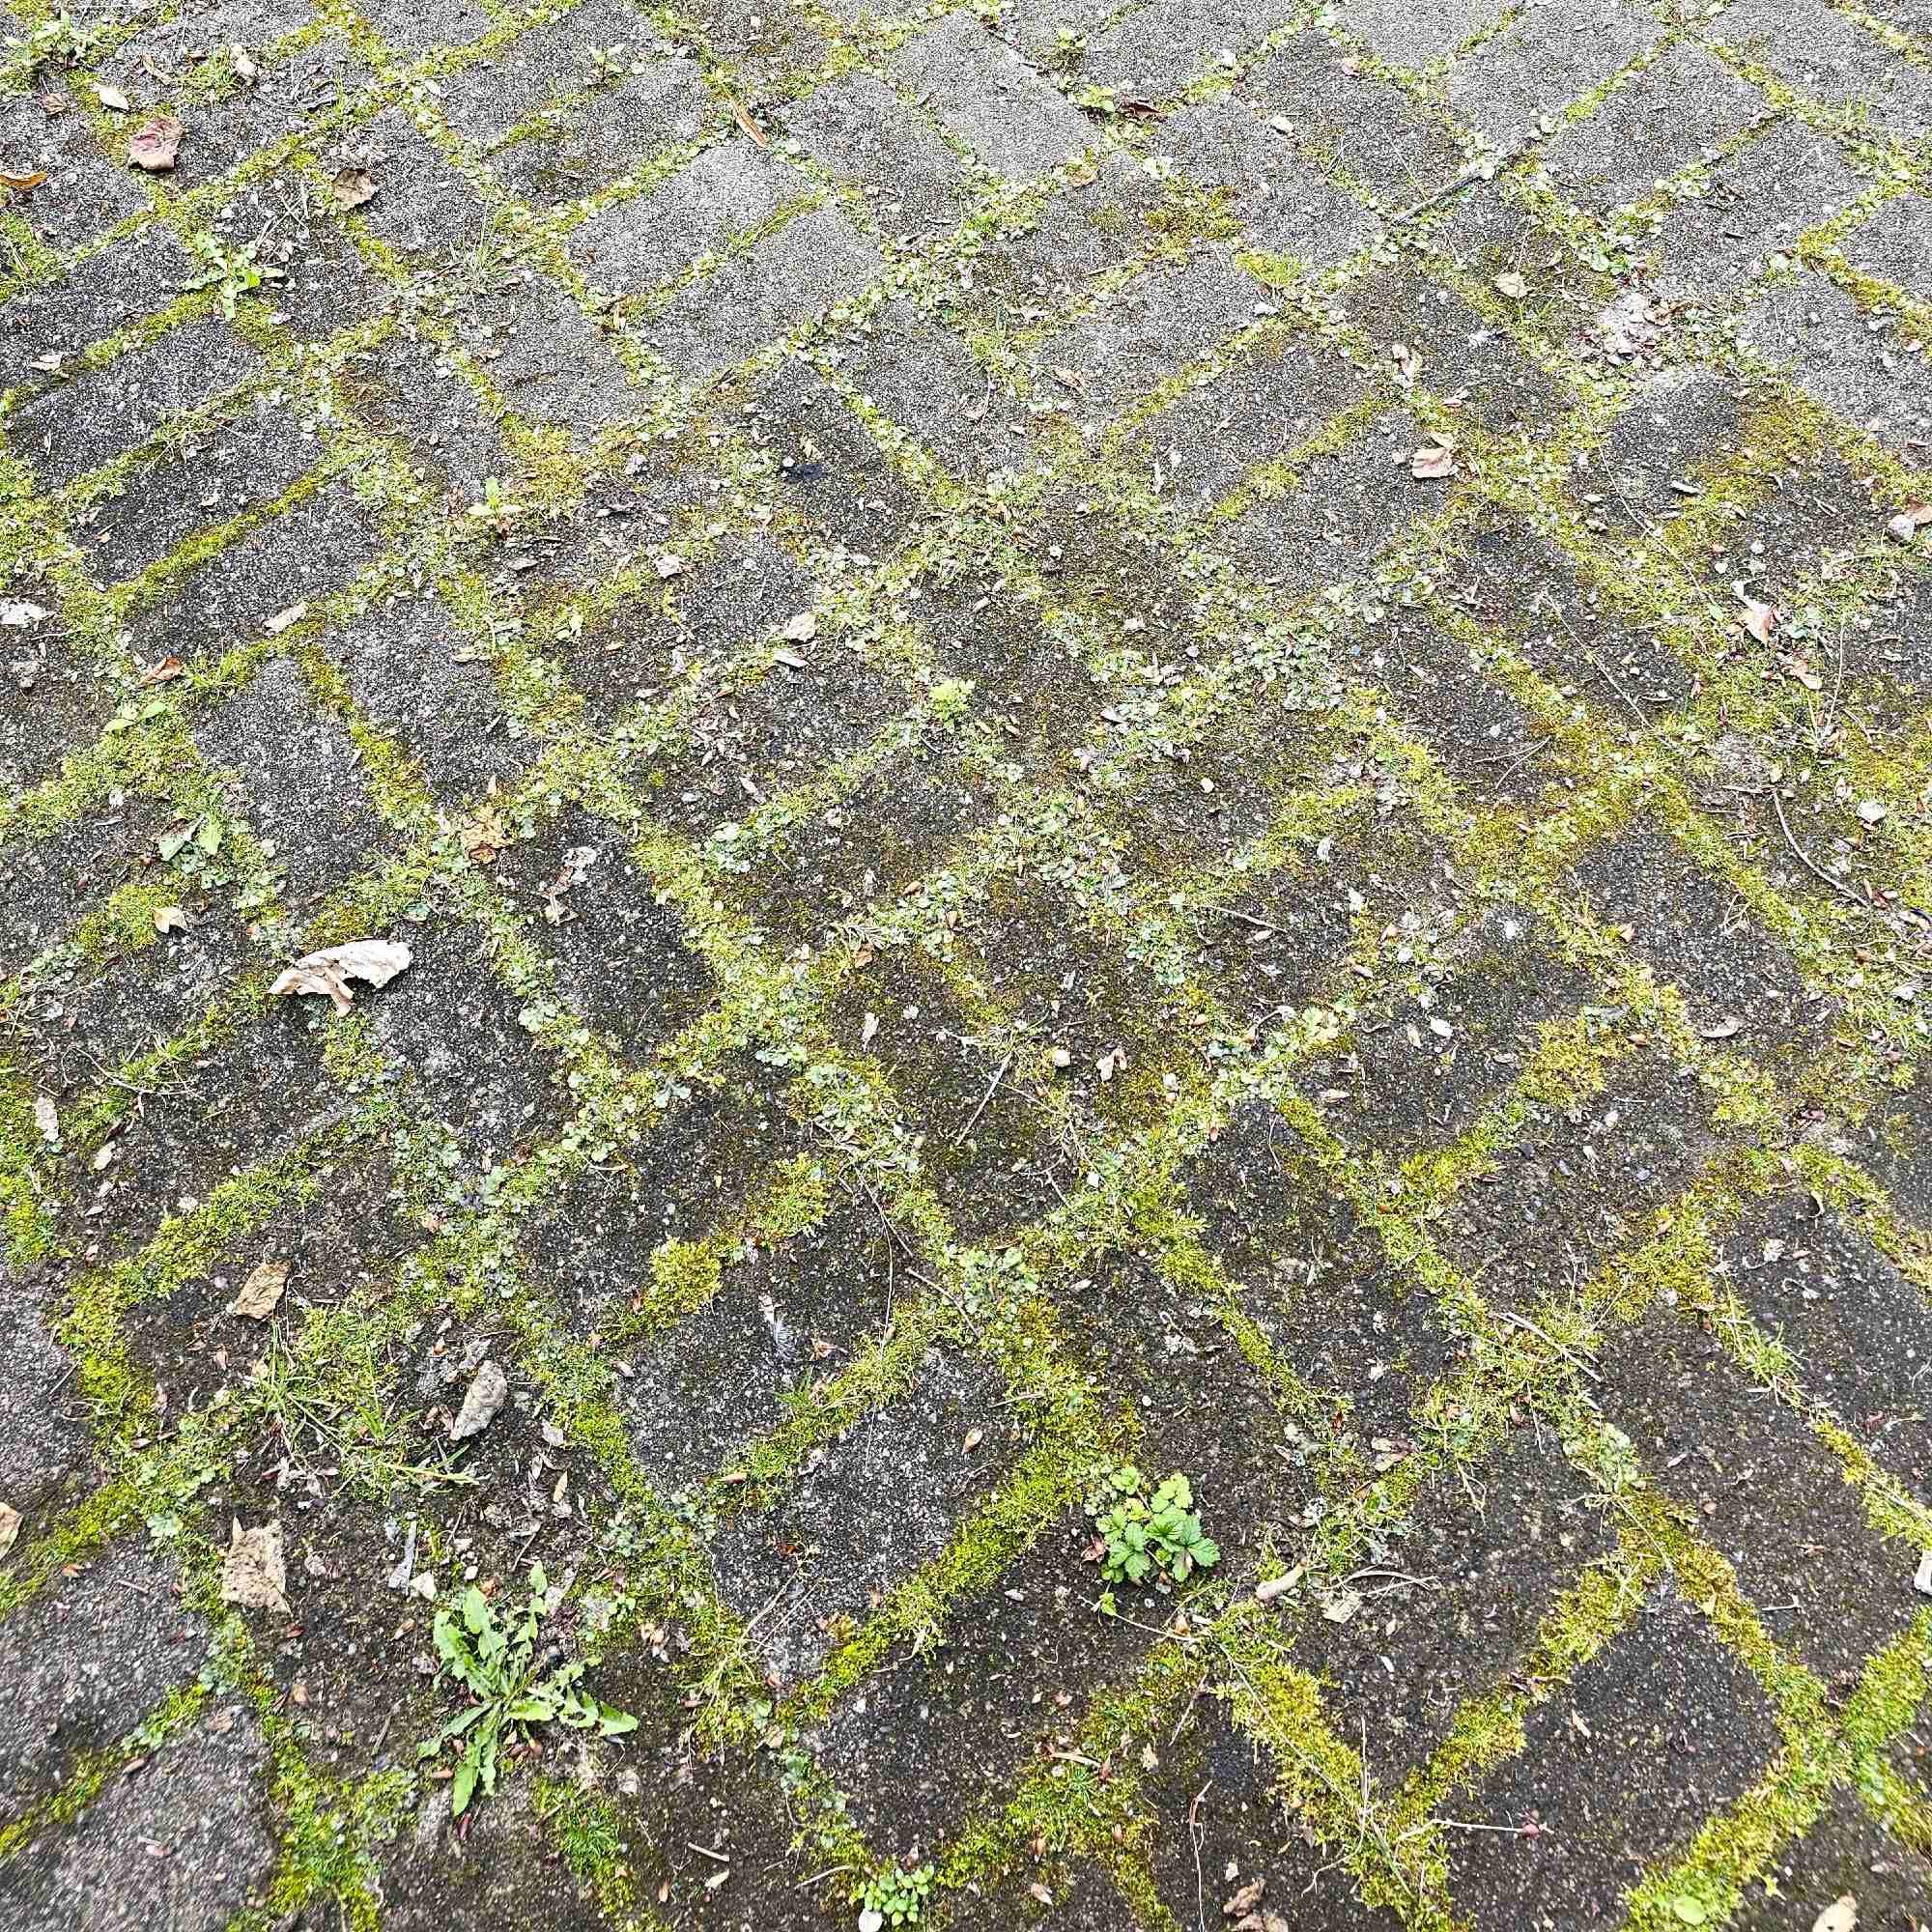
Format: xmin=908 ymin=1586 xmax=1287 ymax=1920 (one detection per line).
xmin=654 ymin=553 xmax=685 ymax=580
xmin=0 ymin=168 xmax=48 ymax=190
xmin=1736 ymin=594 xmax=1776 ymax=645
xmin=1410 ymin=439 xmax=1456 ymax=480
xmin=139 ymin=654 xmax=185 ymax=684
xmin=0 ymin=1500 xmax=20 ymax=1558
xmin=1254 ymin=1571 xmax=1296 ymax=1603
xmin=450 ymin=1359 xmax=509 ymax=1440
xmin=153 ymin=904 xmax=187 ymax=934
xmin=1493 ymin=270 xmax=1528 ymax=299
xmin=459 ymin=805 xmax=507 ymax=865
xmin=128 ymin=114 xmax=183 ymax=171
xmin=221 ymin=1519 xmax=289 ymax=1611
xmin=729 ymin=98 xmax=768 ymax=147
xmin=95 ymin=83 xmax=130 ymax=112
xmin=782 ymin=610 xmax=816 ymax=643
xmin=1812 ymin=1898 xmax=1857 ymax=1932
xmin=1887 ymin=502 xmax=1932 ymax=543
xmin=262 ymin=600 xmax=308 ymax=634
xmin=270 ymin=938 xmax=412 ymax=1015
xmin=232 ymin=1260 xmax=289 ymax=1320
xmin=330 ymin=166 xmax=376 ymax=210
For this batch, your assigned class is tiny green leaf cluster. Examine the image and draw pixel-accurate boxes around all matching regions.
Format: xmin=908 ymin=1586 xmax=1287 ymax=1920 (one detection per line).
xmin=1087 ymin=1463 xmax=1220 ymax=1602
xmin=418 ymin=1564 xmax=638 ymax=1818
xmin=851 ymin=1861 xmax=935 ymax=1928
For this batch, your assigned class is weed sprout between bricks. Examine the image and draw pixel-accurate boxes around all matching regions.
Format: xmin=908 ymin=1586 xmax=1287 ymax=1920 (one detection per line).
xmin=418 ymin=1565 xmax=637 ymax=1818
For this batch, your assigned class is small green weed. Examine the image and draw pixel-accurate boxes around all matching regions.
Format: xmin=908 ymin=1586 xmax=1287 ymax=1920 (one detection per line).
xmin=3 ymin=11 xmax=105 ymax=83
xmin=1085 ymin=1463 xmax=1219 ymax=1612
xmin=418 ymin=1564 xmax=638 ymax=1818
xmin=851 ymin=1861 xmax=934 ymax=1929
xmin=184 ymin=235 xmax=284 ymax=316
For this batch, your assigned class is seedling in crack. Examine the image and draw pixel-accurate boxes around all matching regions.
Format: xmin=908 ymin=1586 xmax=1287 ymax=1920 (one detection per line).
xmin=851 ymin=1861 xmax=934 ymax=1930
xmin=418 ymin=1563 xmax=637 ymax=1818
xmin=1084 ymin=1463 xmax=1219 ymax=1613
xmin=184 ymin=234 xmax=284 ymax=316
xmin=469 ymin=475 xmax=524 ymax=537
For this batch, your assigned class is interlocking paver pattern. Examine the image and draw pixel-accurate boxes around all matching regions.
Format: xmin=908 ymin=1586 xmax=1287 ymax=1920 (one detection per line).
xmin=2 ymin=1 xmax=1931 ymax=1928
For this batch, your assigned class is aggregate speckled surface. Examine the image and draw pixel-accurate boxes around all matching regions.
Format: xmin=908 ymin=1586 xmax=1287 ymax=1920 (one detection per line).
xmin=2 ymin=2 xmax=1931 ymax=1929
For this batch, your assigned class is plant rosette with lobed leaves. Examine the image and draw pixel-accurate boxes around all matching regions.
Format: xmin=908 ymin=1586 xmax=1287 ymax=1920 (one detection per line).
xmin=418 ymin=1563 xmax=638 ymax=1818
xmin=1083 ymin=1463 xmax=1220 ymax=1615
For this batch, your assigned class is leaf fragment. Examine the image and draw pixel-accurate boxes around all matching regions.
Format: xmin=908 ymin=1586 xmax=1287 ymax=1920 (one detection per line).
xmin=263 ymin=600 xmax=308 ymax=634
xmin=0 ymin=168 xmax=48 ymax=190
xmin=1410 ymin=438 xmax=1456 ymax=480
xmin=95 ymin=83 xmax=129 ymax=111
xmin=231 ymin=1260 xmax=289 ymax=1320
xmin=269 ymin=938 xmax=412 ymax=1014
xmin=1736 ymin=589 xmax=1776 ymax=644
xmin=1812 ymin=1896 xmax=1857 ymax=1932
xmin=330 ymin=166 xmax=376 ymax=209
xmin=128 ymin=113 xmax=182 ymax=171
xmin=0 ymin=1501 xmax=19 ymax=1558
xmin=1493 ymin=270 xmax=1528 ymax=298
xmin=729 ymin=97 xmax=768 ymax=147
xmin=220 ymin=1519 xmax=289 ymax=1611
xmin=450 ymin=1360 xmax=509 ymax=1441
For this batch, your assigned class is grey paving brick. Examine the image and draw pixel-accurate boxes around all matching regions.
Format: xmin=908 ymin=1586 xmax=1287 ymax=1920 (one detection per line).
xmin=1740 ymin=269 xmax=1932 ymax=451
xmin=1446 ymin=0 xmax=1661 ymax=148
xmin=1542 ymin=42 xmax=1768 ymax=213
xmin=890 ymin=14 xmax=1096 ymax=180
xmin=1715 ymin=0 xmax=1932 ymax=133
xmin=6 ymin=319 xmax=263 ymax=495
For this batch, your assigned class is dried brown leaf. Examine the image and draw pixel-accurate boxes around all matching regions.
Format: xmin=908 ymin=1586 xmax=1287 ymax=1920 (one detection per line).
xmin=1410 ymin=440 xmax=1456 ymax=480
xmin=1736 ymin=593 xmax=1776 ymax=645
xmin=449 ymin=1359 xmax=509 ymax=1440
xmin=330 ymin=166 xmax=376 ymax=210
xmin=0 ymin=168 xmax=48 ymax=190
xmin=232 ymin=1260 xmax=289 ymax=1320
xmin=729 ymin=98 xmax=768 ymax=147
xmin=128 ymin=114 xmax=182 ymax=171
xmin=220 ymin=1520 xmax=289 ymax=1612
xmin=0 ymin=1501 xmax=19 ymax=1558
xmin=269 ymin=938 xmax=412 ymax=1014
